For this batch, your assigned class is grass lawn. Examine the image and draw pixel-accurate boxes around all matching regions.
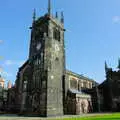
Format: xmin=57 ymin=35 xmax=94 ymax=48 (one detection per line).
xmin=0 ymin=113 xmax=120 ymax=120
xmin=62 ymin=113 xmax=120 ymax=120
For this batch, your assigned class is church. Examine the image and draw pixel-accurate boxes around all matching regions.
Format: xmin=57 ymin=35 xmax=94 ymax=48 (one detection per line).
xmin=97 ymin=60 xmax=120 ymax=112
xmin=6 ymin=0 xmax=98 ymax=117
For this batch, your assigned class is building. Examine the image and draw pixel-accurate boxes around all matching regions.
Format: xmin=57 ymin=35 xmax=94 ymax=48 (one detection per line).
xmin=7 ymin=80 xmax=12 ymax=89
xmin=0 ymin=75 xmax=5 ymax=88
xmin=0 ymin=75 xmax=5 ymax=110
xmin=64 ymin=70 xmax=96 ymax=114
xmin=98 ymin=60 xmax=120 ymax=112
xmin=6 ymin=0 xmax=97 ymax=116
xmin=0 ymin=76 xmax=8 ymax=111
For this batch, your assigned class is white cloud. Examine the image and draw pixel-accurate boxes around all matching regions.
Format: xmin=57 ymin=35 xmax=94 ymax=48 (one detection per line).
xmin=0 ymin=40 xmax=3 ymax=44
xmin=4 ymin=60 xmax=25 ymax=66
xmin=0 ymin=66 xmax=13 ymax=77
xmin=0 ymin=71 xmax=13 ymax=78
xmin=4 ymin=60 xmax=13 ymax=65
xmin=1 ymin=60 xmax=25 ymax=79
xmin=112 ymin=16 xmax=120 ymax=23
xmin=2 ymin=71 xmax=13 ymax=77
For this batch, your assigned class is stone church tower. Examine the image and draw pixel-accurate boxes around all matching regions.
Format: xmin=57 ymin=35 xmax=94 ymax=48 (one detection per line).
xmin=15 ymin=0 xmax=65 ymax=116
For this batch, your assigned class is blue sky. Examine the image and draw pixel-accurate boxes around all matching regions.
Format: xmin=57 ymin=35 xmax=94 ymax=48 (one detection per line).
xmin=0 ymin=0 xmax=120 ymax=86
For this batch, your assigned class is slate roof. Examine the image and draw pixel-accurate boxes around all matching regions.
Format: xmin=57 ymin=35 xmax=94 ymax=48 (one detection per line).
xmin=66 ymin=70 xmax=96 ymax=82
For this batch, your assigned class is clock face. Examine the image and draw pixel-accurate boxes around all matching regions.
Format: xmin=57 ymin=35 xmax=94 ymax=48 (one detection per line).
xmin=55 ymin=44 xmax=60 ymax=52
xmin=36 ymin=43 xmax=41 ymax=51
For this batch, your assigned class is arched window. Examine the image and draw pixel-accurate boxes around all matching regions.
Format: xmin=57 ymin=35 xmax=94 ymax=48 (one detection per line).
xmin=70 ymin=79 xmax=77 ymax=89
xmin=78 ymin=81 xmax=81 ymax=91
xmin=53 ymin=28 xmax=60 ymax=41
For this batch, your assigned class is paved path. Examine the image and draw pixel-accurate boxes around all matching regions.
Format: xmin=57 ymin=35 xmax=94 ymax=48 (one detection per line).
xmin=0 ymin=113 xmax=111 ymax=120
